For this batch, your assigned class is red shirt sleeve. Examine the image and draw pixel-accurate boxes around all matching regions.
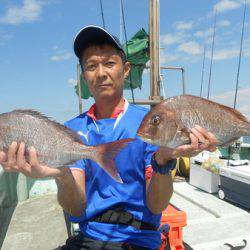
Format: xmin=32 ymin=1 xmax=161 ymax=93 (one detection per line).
xmin=145 ymin=165 xmax=153 ymax=181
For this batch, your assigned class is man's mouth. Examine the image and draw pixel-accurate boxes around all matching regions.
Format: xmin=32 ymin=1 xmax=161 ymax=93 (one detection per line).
xmin=97 ymin=83 xmax=112 ymax=87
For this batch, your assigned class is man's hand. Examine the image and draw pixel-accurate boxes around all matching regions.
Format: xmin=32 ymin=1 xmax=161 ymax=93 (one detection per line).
xmin=155 ymin=125 xmax=218 ymax=165
xmin=0 ymin=141 xmax=69 ymax=179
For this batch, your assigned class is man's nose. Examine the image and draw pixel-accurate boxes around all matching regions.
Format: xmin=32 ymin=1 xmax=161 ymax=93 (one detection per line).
xmin=96 ymin=64 xmax=107 ymax=79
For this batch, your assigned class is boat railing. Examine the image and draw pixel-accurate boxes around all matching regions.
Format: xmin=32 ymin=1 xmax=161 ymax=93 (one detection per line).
xmin=0 ymin=165 xmax=4 ymax=178
xmin=0 ymin=166 xmax=6 ymax=208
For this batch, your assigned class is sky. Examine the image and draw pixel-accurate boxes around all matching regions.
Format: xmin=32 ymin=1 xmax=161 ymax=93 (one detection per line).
xmin=0 ymin=0 xmax=249 ymax=123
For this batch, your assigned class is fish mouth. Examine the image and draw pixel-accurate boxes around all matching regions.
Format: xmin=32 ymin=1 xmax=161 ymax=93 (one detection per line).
xmin=137 ymin=132 xmax=160 ymax=146
xmin=137 ymin=132 xmax=174 ymax=148
xmin=137 ymin=132 xmax=151 ymax=140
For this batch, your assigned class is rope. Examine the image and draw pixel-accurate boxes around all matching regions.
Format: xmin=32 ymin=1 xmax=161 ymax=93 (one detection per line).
xmin=234 ymin=0 xmax=247 ymax=109
xmin=99 ymin=0 xmax=105 ymax=29
xmin=207 ymin=10 xmax=217 ymax=100
xmin=200 ymin=45 xmax=206 ymax=97
xmin=229 ymin=0 xmax=247 ymax=165
xmin=120 ymin=0 xmax=135 ymax=103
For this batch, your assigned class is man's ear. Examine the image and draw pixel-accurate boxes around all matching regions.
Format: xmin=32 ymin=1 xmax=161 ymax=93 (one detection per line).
xmin=124 ymin=61 xmax=131 ymax=78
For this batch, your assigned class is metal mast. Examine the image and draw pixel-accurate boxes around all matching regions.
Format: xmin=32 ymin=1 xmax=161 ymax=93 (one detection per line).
xmin=149 ymin=0 xmax=162 ymax=104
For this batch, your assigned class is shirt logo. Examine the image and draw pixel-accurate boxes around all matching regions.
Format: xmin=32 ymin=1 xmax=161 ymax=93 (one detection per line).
xmin=78 ymin=131 xmax=89 ymax=142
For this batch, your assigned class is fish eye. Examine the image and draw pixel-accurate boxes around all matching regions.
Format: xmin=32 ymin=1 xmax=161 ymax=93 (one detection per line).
xmin=151 ymin=115 xmax=161 ymax=125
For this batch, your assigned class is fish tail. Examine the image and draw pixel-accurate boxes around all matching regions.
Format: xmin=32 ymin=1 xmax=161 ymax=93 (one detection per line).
xmin=91 ymin=138 xmax=134 ymax=183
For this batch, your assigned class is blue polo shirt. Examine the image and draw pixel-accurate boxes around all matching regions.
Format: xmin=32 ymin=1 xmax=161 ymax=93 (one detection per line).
xmin=64 ymin=102 xmax=161 ymax=249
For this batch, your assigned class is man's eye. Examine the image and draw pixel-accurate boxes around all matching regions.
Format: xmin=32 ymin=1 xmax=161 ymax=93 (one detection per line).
xmin=106 ymin=61 xmax=115 ymax=67
xmin=86 ymin=65 xmax=96 ymax=71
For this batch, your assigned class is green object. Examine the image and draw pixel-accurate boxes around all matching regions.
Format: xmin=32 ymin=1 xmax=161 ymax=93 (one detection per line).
xmin=75 ymin=28 xmax=149 ymax=99
xmin=218 ymin=146 xmax=250 ymax=160
xmin=76 ymin=75 xmax=92 ymax=99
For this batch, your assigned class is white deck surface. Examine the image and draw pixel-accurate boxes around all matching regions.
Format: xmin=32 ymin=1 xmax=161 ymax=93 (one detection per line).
xmin=172 ymin=182 xmax=250 ymax=250
xmin=1 ymin=195 xmax=68 ymax=250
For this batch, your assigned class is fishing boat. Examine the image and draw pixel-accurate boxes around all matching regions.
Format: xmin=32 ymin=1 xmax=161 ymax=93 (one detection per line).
xmin=0 ymin=1 xmax=250 ymax=249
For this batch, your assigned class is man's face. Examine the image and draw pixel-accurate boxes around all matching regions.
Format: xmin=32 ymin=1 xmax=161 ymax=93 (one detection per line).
xmin=81 ymin=44 xmax=130 ymax=101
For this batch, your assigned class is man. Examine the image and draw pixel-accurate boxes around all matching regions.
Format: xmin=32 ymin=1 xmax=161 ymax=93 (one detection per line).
xmin=0 ymin=26 xmax=218 ymax=249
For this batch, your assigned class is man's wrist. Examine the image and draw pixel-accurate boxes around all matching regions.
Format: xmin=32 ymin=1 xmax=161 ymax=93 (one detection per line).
xmin=54 ymin=168 xmax=73 ymax=185
xmin=154 ymin=151 xmax=174 ymax=166
xmin=151 ymin=152 xmax=177 ymax=175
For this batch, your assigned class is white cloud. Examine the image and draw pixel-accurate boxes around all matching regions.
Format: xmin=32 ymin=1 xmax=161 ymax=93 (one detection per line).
xmin=160 ymin=53 xmax=179 ymax=64
xmin=51 ymin=46 xmax=72 ymax=61
xmin=211 ymin=45 xmax=250 ymax=60
xmin=238 ymin=0 xmax=250 ymax=4
xmin=174 ymin=21 xmax=193 ymax=30
xmin=213 ymin=48 xmax=239 ymax=60
xmin=52 ymin=45 xmax=59 ymax=50
xmin=211 ymin=87 xmax=250 ymax=118
xmin=177 ymin=41 xmax=202 ymax=55
xmin=68 ymin=78 xmax=77 ymax=86
xmin=214 ymin=0 xmax=241 ymax=13
xmin=218 ymin=20 xmax=231 ymax=27
xmin=0 ymin=0 xmax=43 ymax=25
xmin=161 ymin=33 xmax=184 ymax=46
xmin=50 ymin=52 xmax=72 ymax=61
xmin=194 ymin=28 xmax=213 ymax=38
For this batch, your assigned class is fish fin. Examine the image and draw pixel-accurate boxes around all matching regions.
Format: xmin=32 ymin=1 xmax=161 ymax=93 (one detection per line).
xmin=177 ymin=126 xmax=191 ymax=143
xmin=239 ymin=121 xmax=250 ymax=136
xmin=183 ymin=95 xmax=249 ymax=123
xmin=178 ymin=126 xmax=190 ymax=134
xmin=221 ymin=106 xmax=249 ymax=123
xmin=13 ymin=109 xmax=50 ymax=117
xmin=12 ymin=109 xmax=83 ymax=144
xmin=220 ymin=137 xmax=240 ymax=147
xmin=168 ymin=126 xmax=190 ymax=148
xmin=92 ymin=138 xmax=134 ymax=183
xmin=62 ymin=160 xmax=77 ymax=167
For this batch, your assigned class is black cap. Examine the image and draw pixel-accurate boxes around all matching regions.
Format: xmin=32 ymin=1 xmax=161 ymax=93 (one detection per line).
xmin=73 ymin=25 xmax=125 ymax=59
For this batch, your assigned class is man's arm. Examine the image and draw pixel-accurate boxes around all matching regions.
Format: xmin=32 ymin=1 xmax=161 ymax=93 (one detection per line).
xmin=146 ymin=170 xmax=173 ymax=214
xmin=55 ymin=169 xmax=86 ymax=217
xmin=146 ymin=125 xmax=218 ymax=214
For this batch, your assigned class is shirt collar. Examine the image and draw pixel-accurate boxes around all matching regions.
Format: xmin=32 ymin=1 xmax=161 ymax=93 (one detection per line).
xmin=87 ymin=99 xmax=126 ymax=121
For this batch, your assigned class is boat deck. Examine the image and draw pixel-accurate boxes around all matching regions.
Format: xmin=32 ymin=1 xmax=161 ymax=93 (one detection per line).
xmin=173 ymin=181 xmax=250 ymax=249
xmin=1 ymin=195 xmax=68 ymax=250
xmin=1 ymin=180 xmax=250 ymax=250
